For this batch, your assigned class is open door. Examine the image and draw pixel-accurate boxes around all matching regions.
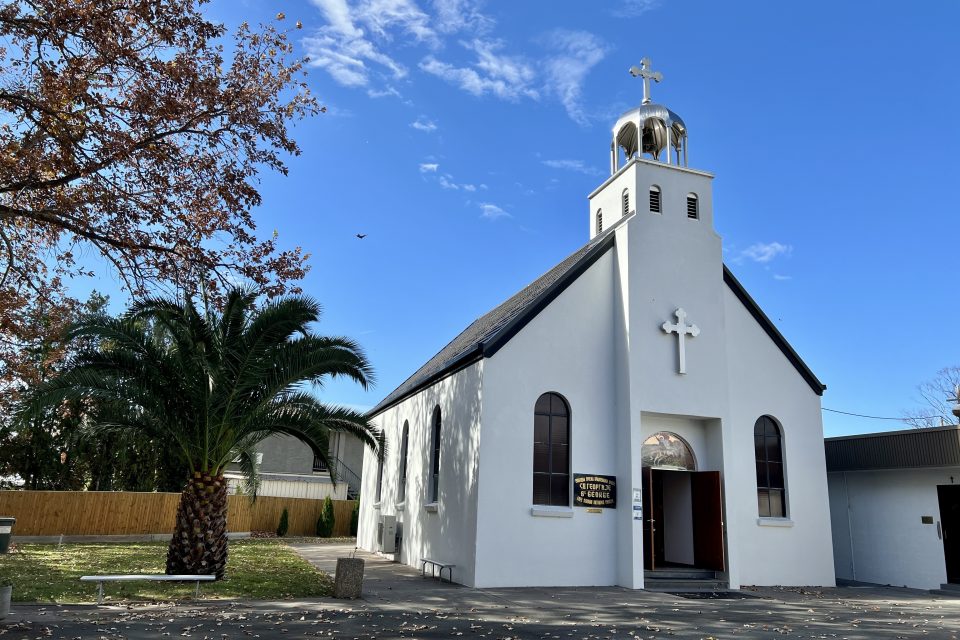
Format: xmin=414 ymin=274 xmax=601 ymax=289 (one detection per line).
xmin=691 ymin=471 xmax=724 ymax=571
xmin=939 ymin=485 xmax=960 ymax=584
xmin=642 ymin=467 xmax=655 ymax=570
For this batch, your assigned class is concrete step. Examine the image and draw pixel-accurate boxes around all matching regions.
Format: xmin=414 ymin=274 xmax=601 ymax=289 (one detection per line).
xmin=644 ymin=578 xmax=729 ymax=592
xmin=645 ymin=569 xmax=718 ymax=580
xmin=928 ymin=583 xmax=960 ymax=597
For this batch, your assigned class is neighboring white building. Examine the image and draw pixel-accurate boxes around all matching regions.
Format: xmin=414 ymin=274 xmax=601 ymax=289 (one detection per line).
xmin=826 ymin=426 xmax=960 ymax=590
xmin=358 ymin=61 xmax=836 ymax=590
xmin=225 ymin=431 xmax=364 ymax=501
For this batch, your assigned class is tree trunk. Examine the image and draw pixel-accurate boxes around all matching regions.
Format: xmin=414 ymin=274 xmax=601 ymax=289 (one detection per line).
xmin=166 ymin=472 xmax=228 ymax=579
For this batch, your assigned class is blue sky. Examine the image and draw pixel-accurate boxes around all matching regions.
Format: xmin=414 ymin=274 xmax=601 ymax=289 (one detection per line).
xmin=83 ymin=1 xmax=960 ymax=436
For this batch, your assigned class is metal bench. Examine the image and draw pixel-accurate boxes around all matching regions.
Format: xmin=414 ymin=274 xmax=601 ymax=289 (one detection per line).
xmin=420 ymin=558 xmax=455 ymax=583
xmin=79 ymin=574 xmax=217 ymax=604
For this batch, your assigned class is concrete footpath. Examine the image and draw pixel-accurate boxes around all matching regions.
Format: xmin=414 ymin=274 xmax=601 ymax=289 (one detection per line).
xmin=2 ymin=542 xmax=958 ymax=639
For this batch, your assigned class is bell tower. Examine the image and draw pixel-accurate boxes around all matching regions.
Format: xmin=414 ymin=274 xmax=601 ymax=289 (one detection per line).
xmin=588 ymin=59 xmax=711 ymax=240
xmin=598 ymin=59 xmax=723 ymax=590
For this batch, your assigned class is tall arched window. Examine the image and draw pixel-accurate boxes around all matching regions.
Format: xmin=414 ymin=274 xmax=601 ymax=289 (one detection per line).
xmin=375 ymin=458 xmax=384 ymax=503
xmin=754 ymin=416 xmax=786 ymax=517
xmin=622 ymin=189 xmax=630 ymax=217
xmin=649 ymin=185 xmax=661 ymax=213
xmin=533 ymin=392 xmax=570 ymax=506
xmin=398 ymin=421 xmax=409 ymax=502
xmin=430 ymin=407 xmax=442 ymax=503
xmin=687 ymin=193 xmax=699 ymax=219
xmin=596 ymin=209 xmax=603 ymax=233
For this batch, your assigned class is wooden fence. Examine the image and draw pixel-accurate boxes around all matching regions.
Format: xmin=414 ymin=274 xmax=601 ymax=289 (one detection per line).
xmin=0 ymin=491 xmax=356 ymax=538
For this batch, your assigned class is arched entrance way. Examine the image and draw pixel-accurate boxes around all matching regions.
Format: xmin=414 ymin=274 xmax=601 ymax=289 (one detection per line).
xmin=641 ymin=432 xmax=724 ymax=573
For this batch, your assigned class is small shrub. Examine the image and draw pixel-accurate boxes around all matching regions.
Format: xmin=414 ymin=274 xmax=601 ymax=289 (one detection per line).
xmin=276 ymin=508 xmax=289 ymax=537
xmin=316 ymin=496 xmax=335 ymax=537
xmin=350 ymin=500 xmax=359 ymax=536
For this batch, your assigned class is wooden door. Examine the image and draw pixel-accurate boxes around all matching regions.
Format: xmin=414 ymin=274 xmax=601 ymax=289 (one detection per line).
xmin=938 ymin=485 xmax=960 ymax=584
xmin=691 ymin=471 xmax=725 ymax=571
xmin=642 ymin=467 xmax=655 ymax=570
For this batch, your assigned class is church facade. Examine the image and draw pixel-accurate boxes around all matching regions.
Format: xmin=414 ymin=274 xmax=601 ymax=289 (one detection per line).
xmin=357 ymin=61 xmax=836 ymax=590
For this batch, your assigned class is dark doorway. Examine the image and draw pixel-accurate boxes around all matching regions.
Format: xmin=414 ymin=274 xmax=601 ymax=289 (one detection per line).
xmin=691 ymin=471 xmax=724 ymax=571
xmin=938 ymin=485 xmax=960 ymax=584
xmin=643 ymin=468 xmax=724 ymax=572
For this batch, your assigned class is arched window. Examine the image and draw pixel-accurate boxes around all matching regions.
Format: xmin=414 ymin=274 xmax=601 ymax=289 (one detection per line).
xmin=754 ymin=416 xmax=786 ymax=517
xmin=596 ymin=209 xmax=603 ymax=233
xmin=430 ymin=407 xmax=442 ymax=503
xmin=649 ymin=185 xmax=661 ymax=213
xmin=375 ymin=457 xmax=384 ymax=503
xmin=533 ymin=392 xmax=570 ymax=506
xmin=686 ymin=193 xmax=699 ymax=219
xmin=397 ymin=421 xmax=409 ymax=503
xmin=622 ymin=189 xmax=630 ymax=217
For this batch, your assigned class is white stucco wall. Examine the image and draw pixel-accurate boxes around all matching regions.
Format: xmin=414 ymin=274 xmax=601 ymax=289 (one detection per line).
xmin=723 ymin=286 xmax=835 ymax=587
xmin=474 ymin=249 xmax=618 ymax=588
xmin=828 ymin=468 xmax=958 ymax=589
xmin=358 ymin=361 xmax=483 ymax=586
xmin=589 ymin=158 xmax=715 ymax=240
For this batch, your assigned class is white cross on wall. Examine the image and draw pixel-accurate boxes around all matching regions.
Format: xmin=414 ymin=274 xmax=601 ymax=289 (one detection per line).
xmin=662 ymin=308 xmax=700 ymax=375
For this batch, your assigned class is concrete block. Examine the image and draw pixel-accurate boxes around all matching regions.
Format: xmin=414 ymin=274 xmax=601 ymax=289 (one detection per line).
xmin=333 ymin=557 xmax=364 ymax=599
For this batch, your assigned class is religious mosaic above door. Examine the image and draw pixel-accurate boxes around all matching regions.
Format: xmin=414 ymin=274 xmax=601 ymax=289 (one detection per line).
xmin=641 ymin=432 xmax=696 ymax=471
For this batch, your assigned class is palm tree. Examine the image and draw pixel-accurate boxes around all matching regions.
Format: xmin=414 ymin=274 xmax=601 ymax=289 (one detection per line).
xmin=22 ymin=288 xmax=381 ymax=578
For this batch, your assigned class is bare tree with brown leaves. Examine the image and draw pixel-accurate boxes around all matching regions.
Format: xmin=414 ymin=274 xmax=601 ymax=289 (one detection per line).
xmin=0 ymin=0 xmax=320 ymax=409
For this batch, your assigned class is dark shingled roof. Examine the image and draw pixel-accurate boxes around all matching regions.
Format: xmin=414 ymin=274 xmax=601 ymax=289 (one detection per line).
xmin=370 ymin=230 xmax=825 ymax=416
xmin=370 ymin=232 xmax=616 ymax=415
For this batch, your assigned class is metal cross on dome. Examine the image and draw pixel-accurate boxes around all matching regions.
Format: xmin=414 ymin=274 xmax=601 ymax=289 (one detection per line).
xmin=662 ymin=308 xmax=699 ymax=375
xmin=629 ymin=57 xmax=662 ymax=105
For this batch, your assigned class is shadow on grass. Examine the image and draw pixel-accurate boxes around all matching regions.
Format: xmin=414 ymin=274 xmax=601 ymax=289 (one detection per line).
xmin=1 ymin=540 xmax=333 ymax=603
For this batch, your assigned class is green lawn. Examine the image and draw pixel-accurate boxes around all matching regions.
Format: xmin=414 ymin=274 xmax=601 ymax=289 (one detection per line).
xmin=0 ymin=540 xmax=333 ymax=603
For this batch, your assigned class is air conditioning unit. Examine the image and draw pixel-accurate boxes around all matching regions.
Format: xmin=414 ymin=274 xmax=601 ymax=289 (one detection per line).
xmin=377 ymin=515 xmax=397 ymax=553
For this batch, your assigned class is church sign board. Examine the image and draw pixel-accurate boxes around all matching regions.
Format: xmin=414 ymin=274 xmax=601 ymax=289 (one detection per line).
xmin=574 ymin=474 xmax=617 ymax=509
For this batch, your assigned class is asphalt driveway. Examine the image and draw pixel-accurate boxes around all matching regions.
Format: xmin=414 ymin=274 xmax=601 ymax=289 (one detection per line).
xmin=2 ymin=542 xmax=958 ymax=639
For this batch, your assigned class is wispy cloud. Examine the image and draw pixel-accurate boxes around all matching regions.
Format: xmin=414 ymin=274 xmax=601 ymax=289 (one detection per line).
xmin=306 ymin=1 xmax=607 ymax=123
xmin=611 ymin=0 xmax=660 ymax=17
xmin=438 ymin=174 xmax=477 ymax=191
xmin=367 ymin=85 xmax=402 ymax=99
xmin=304 ymin=0 xmax=433 ymax=88
xmin=773 ymin=274 xmax=792 ymax=281
xmin=431 ymin=0 xmax=493 ymax=34
xmin=541 ymin=30 xmax=608 ymax=125
xmin=741 ymin=241 xmax=793 ymax=264
xmin=410 ymin=116 xmax=438 ymax=132
xmin=421 ymin=39 xmax=539 ymax=101
xmin=541 ymin=158 xmax=603 ymax=176
xmin=419 ymin=162 xmax=439 ymax=172
xmin=479 ymin=202 xmax=510 ymax=220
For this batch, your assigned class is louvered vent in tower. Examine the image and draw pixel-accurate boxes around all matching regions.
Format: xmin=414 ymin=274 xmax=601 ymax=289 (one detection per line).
xmin=649 ymin=186 xmax=661 ymax=213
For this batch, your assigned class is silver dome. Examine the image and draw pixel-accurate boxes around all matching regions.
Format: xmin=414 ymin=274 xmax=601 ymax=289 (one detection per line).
xmin=614 ymin=102 xmax=687 ymax=161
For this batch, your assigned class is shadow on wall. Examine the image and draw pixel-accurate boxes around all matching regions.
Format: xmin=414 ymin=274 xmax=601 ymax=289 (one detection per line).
xmin=373 ymin=362 xmax=483 ymax=585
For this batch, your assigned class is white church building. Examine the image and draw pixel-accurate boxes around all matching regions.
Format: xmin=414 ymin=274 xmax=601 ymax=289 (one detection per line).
xmin=357 ymin=60 xmax=836 ymax=590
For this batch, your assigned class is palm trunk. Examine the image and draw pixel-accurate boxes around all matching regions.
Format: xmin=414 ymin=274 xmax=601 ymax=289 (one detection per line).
xmin=166 ymin=472 xmax=228 ymax=579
